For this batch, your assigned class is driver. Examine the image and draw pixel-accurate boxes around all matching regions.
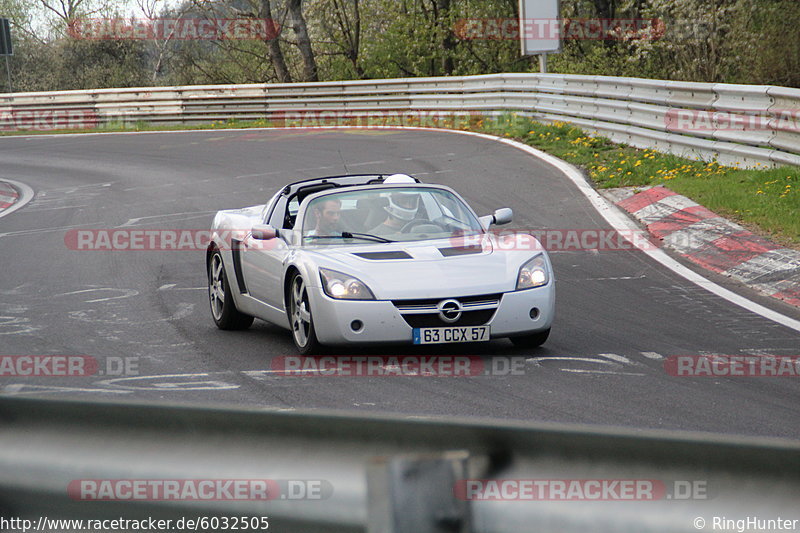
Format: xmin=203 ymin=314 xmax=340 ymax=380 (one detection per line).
xmin=368 ymin=190 xmax=420 ymax=237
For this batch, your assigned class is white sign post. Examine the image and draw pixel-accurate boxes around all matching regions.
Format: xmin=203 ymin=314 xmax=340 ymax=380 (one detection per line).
xmin=518 ymin=0 xmax=561 ymax=73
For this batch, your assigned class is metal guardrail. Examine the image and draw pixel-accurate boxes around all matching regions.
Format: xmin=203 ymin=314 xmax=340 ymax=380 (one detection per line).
xmin=2 ymin=74 xmax=800 ymax=168
xmin=1 ymin=397 xmax=799 ymax=533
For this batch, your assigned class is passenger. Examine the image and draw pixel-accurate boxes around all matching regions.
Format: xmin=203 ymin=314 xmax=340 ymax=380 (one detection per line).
xmin=307 ymin=198 xmax=342 ymax=236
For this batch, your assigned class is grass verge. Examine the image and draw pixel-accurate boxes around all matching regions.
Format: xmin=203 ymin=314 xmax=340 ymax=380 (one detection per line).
xmin=476 ymin=114 xmax=800 ymax=248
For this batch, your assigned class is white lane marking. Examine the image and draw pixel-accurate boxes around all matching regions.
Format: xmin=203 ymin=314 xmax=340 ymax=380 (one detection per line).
xmin=347 ymin=160 xmax=385 ymax=167
xmin=597 ymin=353 xmax=633 ymax=364
xmin=641 ymin=352 xmax=664 ymax=360
xmin=0 ymin=223 xmax=92 ymax=238
xmin=39 ymin=182 xmax=113 ymax=193
xmin=22 ymin=204 xmax=89 ymax=213
xmin=55 ymin=288 xmax=139 ymax=303
xmin=0 ymin=179 xmax=34 ymax=220
xmin=0 ymin=316 xmax=41 ymax=335
xmin=526 ymin=356 xmax=617 ymax=366
xmin=572 ymin=275 xmax=646 ymax=281
xmin=234 ymin=170 xmax=286 ymax=179
xmin=527 ymin=353 xmax=657 ymax=376
xmin=295 ymin=165 xmax=335 ymax=172
xmin=118 ymin=210 xmax=216 ymax=227
xmin=159 ymin=284 xmax=205 ymax=291
xmin=1 ymin=384 xmax=132 ymax=396
xmin=0 ymin=283 xmax=32 ymax=296
xmin=122 ymin=183 xmax=176 ymax=192
xmin=561 ymin=369 xmax=646 ymax=376
xmin=241 ymin=370 xmax=284 ymax=379
xmin=97 ymin=372 xmax=239 ymax=391
xmin=417 ymin=169 xmax=455 ymax=176
xmin=403 ymin=153 xmax=456 ymax=161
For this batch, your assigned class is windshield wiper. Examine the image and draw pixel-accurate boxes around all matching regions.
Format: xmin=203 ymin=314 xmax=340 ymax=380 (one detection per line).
xmin=305 ymin=232 xmax=395 ymax=243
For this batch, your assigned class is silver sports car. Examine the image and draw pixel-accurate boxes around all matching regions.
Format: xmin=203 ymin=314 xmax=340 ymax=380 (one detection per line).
xmin=207 ymin=173 xmax=555 ymax=354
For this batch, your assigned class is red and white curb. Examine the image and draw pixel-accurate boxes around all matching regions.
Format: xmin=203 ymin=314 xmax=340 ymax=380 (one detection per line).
xmin=613 ymin=185 xmax=800 ymax=308
xmin=0 ymin=181 xmax=18 ymax=210
xmin=0 ymin=179 xmax=34 ymax=220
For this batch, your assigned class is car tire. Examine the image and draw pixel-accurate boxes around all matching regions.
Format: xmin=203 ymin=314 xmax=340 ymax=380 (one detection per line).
xmin=288 ymin=272 xmax=320 ymax=355
xmin=510 ymin=328 xmax=550 ymax=348
xmin=208 ymin=250 xmax=254 ymax=330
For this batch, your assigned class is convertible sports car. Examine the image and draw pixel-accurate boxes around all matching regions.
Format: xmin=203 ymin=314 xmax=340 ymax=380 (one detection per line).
xmin=207 ymin=173 xmax=555 ymax=354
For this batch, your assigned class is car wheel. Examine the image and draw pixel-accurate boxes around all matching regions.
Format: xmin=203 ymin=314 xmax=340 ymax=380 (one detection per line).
xmin=510 ymin=328 xmax=550 ymax=348
xmin=288 ymin=273 xmax=320 ymax=355
xmin=208 ymin=250 xmax=254 ymax=330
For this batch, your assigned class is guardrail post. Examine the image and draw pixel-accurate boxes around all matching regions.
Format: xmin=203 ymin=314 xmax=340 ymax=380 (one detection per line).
xmin=367 ymin=451 xmax=472 ymax=533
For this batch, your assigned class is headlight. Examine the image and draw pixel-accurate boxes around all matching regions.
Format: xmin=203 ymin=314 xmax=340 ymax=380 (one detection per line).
xmin=516 ymin=255 xmax=549 ymax=290
xmin=319 ymin=268 xmax=376 ymax=300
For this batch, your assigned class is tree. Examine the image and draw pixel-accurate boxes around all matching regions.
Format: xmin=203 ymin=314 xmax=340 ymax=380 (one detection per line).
xmin=260 ymin=0 xmax=292 ymax=82
xmin=435 ymin=0 xmax=454 ymax=75
xmin=286 ymin=0 xmax=318 ymax=81
xmin=310 ymin=0 xmax=364 ymax=78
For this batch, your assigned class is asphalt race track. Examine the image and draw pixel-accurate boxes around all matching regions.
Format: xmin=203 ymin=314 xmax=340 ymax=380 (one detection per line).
xmin=2 ymin=128 xmax=800 ymax=439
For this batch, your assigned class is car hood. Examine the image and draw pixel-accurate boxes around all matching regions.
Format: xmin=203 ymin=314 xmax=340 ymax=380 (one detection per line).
xmin=303 ymin=237 xmax=545 ymax=299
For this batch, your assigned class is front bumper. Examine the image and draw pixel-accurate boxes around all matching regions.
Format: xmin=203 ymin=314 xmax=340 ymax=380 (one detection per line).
xmin=310 ymin=284 xmax=555 ymax=345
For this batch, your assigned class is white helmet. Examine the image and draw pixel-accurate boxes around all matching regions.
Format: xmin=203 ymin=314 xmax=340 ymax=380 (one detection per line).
xmin=386 ymin=191 xmax=420 ymax=221
xmin=383 ymin=173 xmax=416 ymax=184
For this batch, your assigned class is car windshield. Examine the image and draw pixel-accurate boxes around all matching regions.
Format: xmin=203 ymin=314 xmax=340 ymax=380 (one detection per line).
xmin=301 ymin=187 xmax=483 ymax=244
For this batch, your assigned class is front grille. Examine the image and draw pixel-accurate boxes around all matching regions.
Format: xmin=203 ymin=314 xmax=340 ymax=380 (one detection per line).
xmin=391 ymin=293 xmax=502 ymax=309
xmin=400 ymin=309 xmax=496 ymax=328
xmin=392 ymin=293 xmax=502 ymax=328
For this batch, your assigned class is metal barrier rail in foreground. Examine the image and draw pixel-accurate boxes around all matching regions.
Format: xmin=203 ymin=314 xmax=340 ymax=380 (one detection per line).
xmin=0 ymin=396 xmax=799 ymax=532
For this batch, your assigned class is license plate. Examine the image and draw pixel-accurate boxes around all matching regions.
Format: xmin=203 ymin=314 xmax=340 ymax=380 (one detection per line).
xmin=412 ymin=326 xmax=490 ymax=345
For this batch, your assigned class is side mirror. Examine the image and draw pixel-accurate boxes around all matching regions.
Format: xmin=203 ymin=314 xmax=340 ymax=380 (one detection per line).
xmin=479 ymin=208 xmax=513 ymax=229
xmin=493 ymin=208 xmax=513 ymax=226
xmin=251 ymin=224 xmax=277 ymax=240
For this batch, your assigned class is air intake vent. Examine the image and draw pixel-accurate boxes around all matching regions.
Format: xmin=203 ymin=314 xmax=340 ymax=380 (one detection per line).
xmin=352 ymin=251 xmax=412 ymax=260
xmin=438 ymin=245 xmax=483 ymax=257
